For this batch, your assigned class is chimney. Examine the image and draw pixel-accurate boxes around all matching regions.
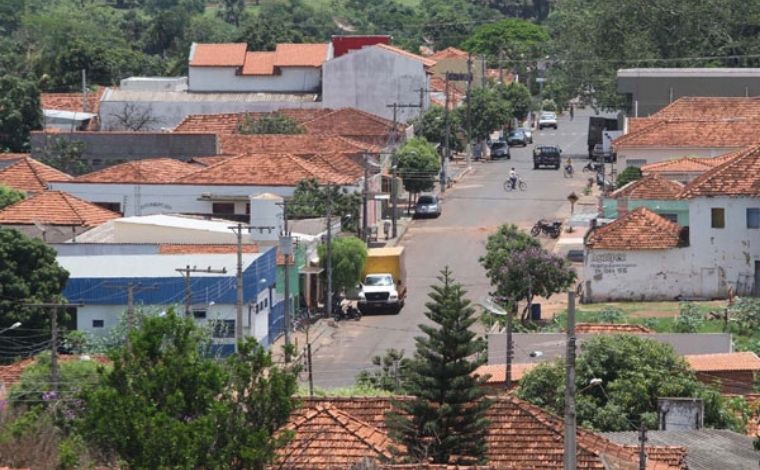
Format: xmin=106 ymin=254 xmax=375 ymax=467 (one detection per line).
xmin=657 ymin=397 xmax=704 ymax=431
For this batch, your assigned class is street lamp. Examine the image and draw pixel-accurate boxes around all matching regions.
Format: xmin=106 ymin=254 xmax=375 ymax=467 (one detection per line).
xmin=0 ymin=321 xmax=21 ymax=334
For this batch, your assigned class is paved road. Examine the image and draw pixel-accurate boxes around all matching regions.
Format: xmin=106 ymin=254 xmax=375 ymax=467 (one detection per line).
xmin=311 ymin=109 xmax=594 ymax=388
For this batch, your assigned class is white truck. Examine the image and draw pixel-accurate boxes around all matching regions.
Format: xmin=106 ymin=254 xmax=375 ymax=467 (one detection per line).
xmin=357 ymin=247 xmax=406 ymax=315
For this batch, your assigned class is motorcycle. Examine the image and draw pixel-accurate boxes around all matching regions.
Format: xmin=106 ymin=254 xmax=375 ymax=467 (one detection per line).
xmin=531 ymin=219 xmax=562 ymax=239
xmin=332 ymin=294 xmax=361 ymax=321
xmin=582 ymin=161 xmax=604 ymax=173
xmin=563 ymin=163 xmax=574 ymax=178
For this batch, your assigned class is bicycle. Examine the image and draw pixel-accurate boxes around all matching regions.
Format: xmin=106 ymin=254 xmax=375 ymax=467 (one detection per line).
xmin=503 ymin=177 xmax=527 ymax=192
xmin=563 ymin=164 xmax=574 ymax=178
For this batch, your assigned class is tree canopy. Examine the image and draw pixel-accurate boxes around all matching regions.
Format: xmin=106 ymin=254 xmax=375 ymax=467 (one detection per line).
xmin=0 ymin=185 xmax=25 ymax=210
xmin=238 ymin=112 xmax=305 ymax=135
xmin=411 ymin=106 xmax=464 ymax=152
xmin=287 ymin=178 xmax=361 ymax=232
xmin=463 ymin=18 xmax=549 ymax=61
xmin=518 ymin=334 xmax=748 ymax=432
xmin=396 ymin=137 xmax=441 ymax=196
xmin=317 ymin=236 xmax=367 ymax=294
xmin=456 ymin=87 xmax=513 ymax=141
xmin=0 ymin=75 xmax=42 ymax=152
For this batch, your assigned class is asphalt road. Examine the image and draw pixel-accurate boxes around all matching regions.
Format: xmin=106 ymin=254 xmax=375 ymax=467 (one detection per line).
xmin=311 ymin=108 xmax=595 ymax=388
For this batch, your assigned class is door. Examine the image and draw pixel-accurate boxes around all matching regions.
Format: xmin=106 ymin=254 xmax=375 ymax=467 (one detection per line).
xmin=754 ymin=261 xmax=760 ymax=297
xmin=700 ymin=268 xmax=718 ymax=298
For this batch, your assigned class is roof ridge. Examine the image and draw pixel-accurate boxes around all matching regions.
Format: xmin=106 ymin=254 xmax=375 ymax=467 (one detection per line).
xmin=322 ymin=405 xmax=393 ymax=458
xmin=679 ymin=144 xmax=760 ymax=198
xmin=57 ymin=191 xmax=87 ymax=225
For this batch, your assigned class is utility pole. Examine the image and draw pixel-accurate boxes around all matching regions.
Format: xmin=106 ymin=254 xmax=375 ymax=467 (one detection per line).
xmin=638 ymin=422 xmax=648 ymax=470
xmin=307 ymin=342 xmax=314 ymax=397
xmin=229 ymin=223 xmax=253 ymax=342
xmin=27 ymin=303 xmax=83 ymax=395
xmin=466 ymin=53 xmax=473 ymax=167
xmin=564 ymin=290 xmax=577 ymax=470
xmin=176 ymin=266 xmax=228 ymax=317
xmin=505 ymin=303 xmax=514 ymax=390
xmin=481 ymin=55 xmax=487 ymax=88
xmin=280 ymin=202 xmax=292 ymax=353
xmin=326 ymin=185 xmax=334 ymax=319
xmin=391 ymin=156 xmax=398 ymax=238
xmin=81 ymin=70 xmax=88 ymax=113
xmin=362 ymin=154 xmax=370 ymax=243
xmin=105 ymin=283 xmax=158 ymax=350
xmin=442 ymin=73 xmax=450 ymax=193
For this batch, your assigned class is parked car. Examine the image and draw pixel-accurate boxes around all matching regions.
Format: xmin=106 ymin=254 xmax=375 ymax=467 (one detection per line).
xmin=591 ymin=143 xmax=617 ymax=163
xmin=507 ymin=129 xmax=529 ymax=147
xmin=518 ymin=127 xmax=533 ymax=143
xmin=538 ymin=112 xmax=558 ymax=130
xmin=414 ymin=194 xmax=441 ymax=218
xmin=533 ymin=145 xmax=561 ymax=169
xmin=489 ymin=140 xmax=510 ymax=159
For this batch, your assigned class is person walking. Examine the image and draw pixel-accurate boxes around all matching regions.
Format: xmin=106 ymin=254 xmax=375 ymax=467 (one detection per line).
xmin=570 ymin=105 xmax=575 ymax=120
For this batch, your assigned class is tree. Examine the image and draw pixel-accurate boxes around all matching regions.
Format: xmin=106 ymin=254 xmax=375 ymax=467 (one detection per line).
xmin=673 ymin=302 xmax=704 ymax=333
xmin=0 ymin=228 xmax=69 ymax=335
xmin=34 ymin=137 xmax=91 ymax=176
xmin=217 ymin=0 xmax=247 ymax=27
xmin=455 ymin=87 xmax=512 ymax=141
xmin=616 ymin=166 xmax=642 ymax=188
xmin=463 ymin=18 xmax=549 ymax=61
xmin=0 ymin=184 xmax=24 ymax=210
xmin=108 ymin=103 xmax=162 ymax=131
xmin=317 ymin=236 xmax=367 ymax=294
xmin=496 ymin=82 xmax=534 ymax=122
xmin=387 ymin=268 xmax=491 ymax=465
xmin=355 ymin=349 xmax=411 ymax=393
xmin=479 ymin=224 xmax=540 ymax=284
xmin=0 ymin=75 xmax=42 ymax=152
xmin=410 ymin=106 xmax=464 ymax=152
xmin=79 ymin=311 xmax=298 ymax=469
xmin=287 ymin=178 xmax=362 ymax=232
xmin=238 ymin=112 xmax=305 ymax=135
xmin=395 ymin=137 xmax=440 ymax=204
xmin=518 ymin=335 xmax=748 ymax=432
xmin=730 ymin=297 xmax=760 ymax=334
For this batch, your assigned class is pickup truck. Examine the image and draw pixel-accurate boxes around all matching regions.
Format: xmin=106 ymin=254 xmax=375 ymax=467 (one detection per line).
xmin=533 ymin=145 xmax=561 ymax=169
xmin=358 ymin=246 xmax=406 ymax=315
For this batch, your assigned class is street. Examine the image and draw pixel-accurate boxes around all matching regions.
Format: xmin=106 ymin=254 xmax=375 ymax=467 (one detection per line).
xmin=311 ymin=109 xmax=594 ymax=388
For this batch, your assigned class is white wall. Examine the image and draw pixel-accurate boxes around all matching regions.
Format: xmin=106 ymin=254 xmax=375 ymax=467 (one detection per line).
xmin=323 ymin=47 xmax=429 ymax=121
xmin=618 ymin=147 xmax=741 ymax=168
xmin=189 ymin=66 xmax=322 ymax=93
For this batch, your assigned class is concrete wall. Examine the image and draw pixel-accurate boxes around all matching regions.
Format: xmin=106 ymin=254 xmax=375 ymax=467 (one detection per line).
xmin=0 ymin=224 xmax=93 ymax=243
xmin=618 ymin=74 xmax=760 ymax=117
xmin=584 ymin=248 xmax=700 ymax=302
xmin=657 ymin=398 xmax=704 ymax=431
xmin=189 ymin=66 xmax=322 ymax=92
xmin=323 ymin=47 xmax=429 ymax=122
xmin=602 ymin=199 xmax=689 ymax=225
xmin=617 ymin=147 xmax=740 ymax=168
xmin=430 ymin=56 xmax=484 ymax=90
xmin=31 ymin=132 xmax=218 ymax=168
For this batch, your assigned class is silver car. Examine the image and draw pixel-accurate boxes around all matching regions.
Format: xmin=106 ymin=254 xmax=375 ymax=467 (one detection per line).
xmin=414 ymin=194 xmax=441 ymax=218
xmin=518 ymin=127 xmax=533 ymax=143
xmin=538 ymin=112 xmax=558 ymax=129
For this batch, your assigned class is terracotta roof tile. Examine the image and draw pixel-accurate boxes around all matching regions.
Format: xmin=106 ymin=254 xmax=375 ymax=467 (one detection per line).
xmin=190 ymin=156 xmax=231 ymax=167
xmin=190 ymin=43 xmax=247 ymax=67
xmin=429 ymin=47 xmax=468 ymax=61
xmin=0 ymin=153 xmax=27 ymax=161
xmin=652 ymin=96 xmax=760 ymax=121
xmin=302 ymin=108 xmax=401 ymax=144
xmin=41 ymin=87 xmax=104 ymax=113
xmin=374 ymin=43 xmax=437 ymax=67
xmin=176 ymin=153 xmax=359 ymax=186
xmin=68 ymin=159 xmax=200 ymax=184
xmin=0 ymin=157 xmax=72 ymax=193
xmin=241 ymin=51 xmax=276 ymax=75
xmin=173 ymin=109 xmax=331 ymax=134
xmin=610 ymin=174 xmax=684 ymax=200
xmin=277 ymin=404 xmax=393 ymax=469
xmin=622 ymin=446 xmax=688 ymax=469
xmin=685 ymin=352 xmax=760 ymax=372
xmin=158 ymin=243 xmax=258 ymax=254
xmin=485 ymin=69 xmax=515 ymax=84
xmin=475 ymin=362 xmax=537 ymax=385
xmin=641 ymin=155 xmax=731 ymax=175
xmin=679 ymin=144 xmax=760 ymax=198
xmin=586 ymin=207 xmax=686 ymax=250
xmin=613 ymin=119 xmax=760 ymax=149
xmin=219 ymin=134 xmax=377 ymax=159
xmin=0 ymin=191 xmax=120 ymax=226
xmin=575 ymin=323 xmax=654 ymax=334
xmin=274 ymin=43 xmax=329 ymax=68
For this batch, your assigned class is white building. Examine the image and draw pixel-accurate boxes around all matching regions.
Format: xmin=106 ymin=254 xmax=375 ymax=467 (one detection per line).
xmin=584 ymin=145 xmax=760 ymax=301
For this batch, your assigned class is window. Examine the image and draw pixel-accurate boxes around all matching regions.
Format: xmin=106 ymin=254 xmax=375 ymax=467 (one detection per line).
xmin=212 ymin=202 xmax=235 ymax=215
xmin=747 ymin=208 xmax=760 ymax=229
xmin=210 ymin=319 xmax=235 ymax=338
xmin=245 ymin=203 xmax=250 ymax=215
xmin=92 ymin=319 xmax=104 ymax=328
xmin=659 ymin=213 xmax=678 ymax=223
xmin=192 ymin=309 xmax=207 ymax=319
xmin=94 ymin=202 xmax=121 ymax=213
xmin=711 ymin=208 xmax=725 ymax=228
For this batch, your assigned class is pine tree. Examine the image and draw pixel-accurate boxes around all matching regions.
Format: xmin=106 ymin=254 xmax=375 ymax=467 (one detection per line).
xmin=386 ymin=267 xmax=492 ymax=464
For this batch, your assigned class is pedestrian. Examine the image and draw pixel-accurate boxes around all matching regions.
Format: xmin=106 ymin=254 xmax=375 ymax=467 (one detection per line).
xmin=570 ymin=105 xmax=575 ymax=120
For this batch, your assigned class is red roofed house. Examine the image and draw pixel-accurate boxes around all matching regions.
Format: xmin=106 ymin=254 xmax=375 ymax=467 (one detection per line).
xmin=0 ymin=156 xmax=72 ymax=195
xmin=585 ymin=144 xmax=760 ymax=301
xmin=602 ymin=174 xmax=688 ymax=225
xmin=188 ymin=42 xmax=330 ymax=93
xmin=427 ymin=47 xmax=485 ymax=93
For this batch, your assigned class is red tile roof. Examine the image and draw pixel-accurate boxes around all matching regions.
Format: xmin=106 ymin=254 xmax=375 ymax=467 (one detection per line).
xmin=219 ymin=134 xmax=377 ymax=159
xmin=0 ymin=157 xmax=72 ymax=193
xmin=41 ymin=87 xmax=104 ymax=113
xmin=475 ymin=362 xmax=537 ymax=385
xmin=158 ymin=244 xmax=258 ymax=254
xmin=273 ymin=43 xmax=329 ymax=68
xmin=679 ymin=144 xmax=760 ymax=198
xmin=0 ymin=153 xmax=27 ymax=161
xmin=190 ymin=156 xmax=231 ymax=167
xmin=277 ymin=404 xmax=394 ymax=469
xmin=173 ymin=109 xmax=331 ymax=134
xmin=190 ymin=43 xmax=247 ymax=67
xmin=68 ymin=159 xmax=200 ymax=184
xmin=176 ymin=153 xmax=359 ymax=186
xmin=610 ymin=174 xmax=684 ymax=200
xmin=374 ymin=43 xmax=437 ymax=67
xmin=0 ymin=191 xmax=120 ymax=226
xmin=241 ymin=51 xmax=276 ymax=75
xmin=575 ymin=323 xmax=654 ymax=334
xmin=586 ymin=207 xmax=686 ymax=250
xmin=685 ymin=352 xmax=760 ymax=372
xmin=429 ymin=47 xmax=468 ymax=61
xmin=641 ymin=155 xmax=735 ymax=175
xmin=613 ymin=119 xmax=760 ymax=149
xmin=301 ymin=108 xmax=400 ymax=143
xmin=652 ymin=96 xmax=760 ymax=121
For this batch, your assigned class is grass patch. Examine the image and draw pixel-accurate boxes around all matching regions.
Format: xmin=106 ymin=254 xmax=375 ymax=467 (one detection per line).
xmin=297 ymin=384 xmax=394 ymax=397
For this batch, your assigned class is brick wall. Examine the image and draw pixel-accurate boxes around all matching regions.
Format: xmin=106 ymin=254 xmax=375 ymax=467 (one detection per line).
xmin=697 ymin=370 xmax=754 ymax=394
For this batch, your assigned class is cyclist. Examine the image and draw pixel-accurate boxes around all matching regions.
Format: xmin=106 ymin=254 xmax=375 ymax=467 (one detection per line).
xmin=509 ymin=168 xmax=518 ymax=189
xmin=564 ymin=157 xmax=574 ymax=176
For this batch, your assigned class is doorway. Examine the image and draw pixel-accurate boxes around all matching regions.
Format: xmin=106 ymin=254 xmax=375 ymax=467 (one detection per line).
xmin=754 ymin=261 xmax=760 ymax=297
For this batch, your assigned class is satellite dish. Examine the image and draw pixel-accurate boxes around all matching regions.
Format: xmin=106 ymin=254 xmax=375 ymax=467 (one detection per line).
xmin=479 ymin=296 xmax=507 ymax=316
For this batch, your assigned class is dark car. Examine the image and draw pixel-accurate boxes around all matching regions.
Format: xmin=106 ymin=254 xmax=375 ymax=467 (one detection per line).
xmin=533 ymin=145 xmax=561 ymax=169
xmin=507 ymin=130 xmax=528 ymax=147
xmin=414 ymin=194 xmax=441 ymax=218
xmin=489 ymin=140 xmax=510 ymax=159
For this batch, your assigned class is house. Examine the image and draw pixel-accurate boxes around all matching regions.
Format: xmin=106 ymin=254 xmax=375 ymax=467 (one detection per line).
xmin=278 ymin=396 xmax=685 ymax=469
xmin=40 ymin=87 xmax=104 ymax=131
xmin=686 ymin=352 xmax=760 ymax=394
xmin=0 ymin=191 xmax=120 ymax=242
xmin=58 ymin=248 xmax=277 ymax=352
xmin=322 ymin=43 xmax=433 ymax=121
xmin=641 ymin=152 xmax=740 ymax=184
xmin=427 ymin=46 xmax=485 ymax=91
xmin=0 ymin=156 xmax=72 ymax=194
xmin=617 ymin=68 xmax=760 ymax=117
xmin=602 ymin=174 xmax=688 ymax=224
xmin=188 ymin=43 xmax=330 ymax=93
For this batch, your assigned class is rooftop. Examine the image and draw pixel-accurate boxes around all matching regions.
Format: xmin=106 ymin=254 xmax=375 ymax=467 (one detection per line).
xmin=174 ymin=109 xmax=330 ymax=134
xmin=575 ymin=323 xmax=654 ymax=334
xmin=272 ymin=43 xmax=329 ymax=68
xmin=158 ymin=243 xmax=258 ymax=254
xmin=685 ymin=352 xmax=760 ymax=372
xmin=428 ymin=47 xmax=468 ymax=61
xmin=64 ymin=158 xmax=201 ymax=184
xmin=374 ymin=43 xmax=437 ymax=67
xmin=618 ymin=68 xmax=760 ymax=78
xmin=189 ymin=43 xmax=247 ymax=67
xmin=610 ymin=174 xmax=684 ymax=200
xmin=651 ymin=96 xmax=760 ymax=121
xmin=613 ymin=119 xmax=760 ymax=149
xmin=0 ymin=191 xmax=121 ymax=227
xmin=57 ymin=252 xmax=261 ymax=278
xmin=586 ymin=207 xmax=687 ymax=250
xmin=101 ymin=88 xmax=319 ymax=104
xmin=40 ymin=87 xmax=104 ymax=114
xmin=241 ymin=51 xmax=276 ymax=75
xmin=0 ymin=157 xmax=72 ymax=193
xmin=218 ymin=134 xmax=379 ymax=158
xmin=641 ymin=153 xmax=738 ymax=175
xmin=679 ymin=144 xmax=760 ymax=198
